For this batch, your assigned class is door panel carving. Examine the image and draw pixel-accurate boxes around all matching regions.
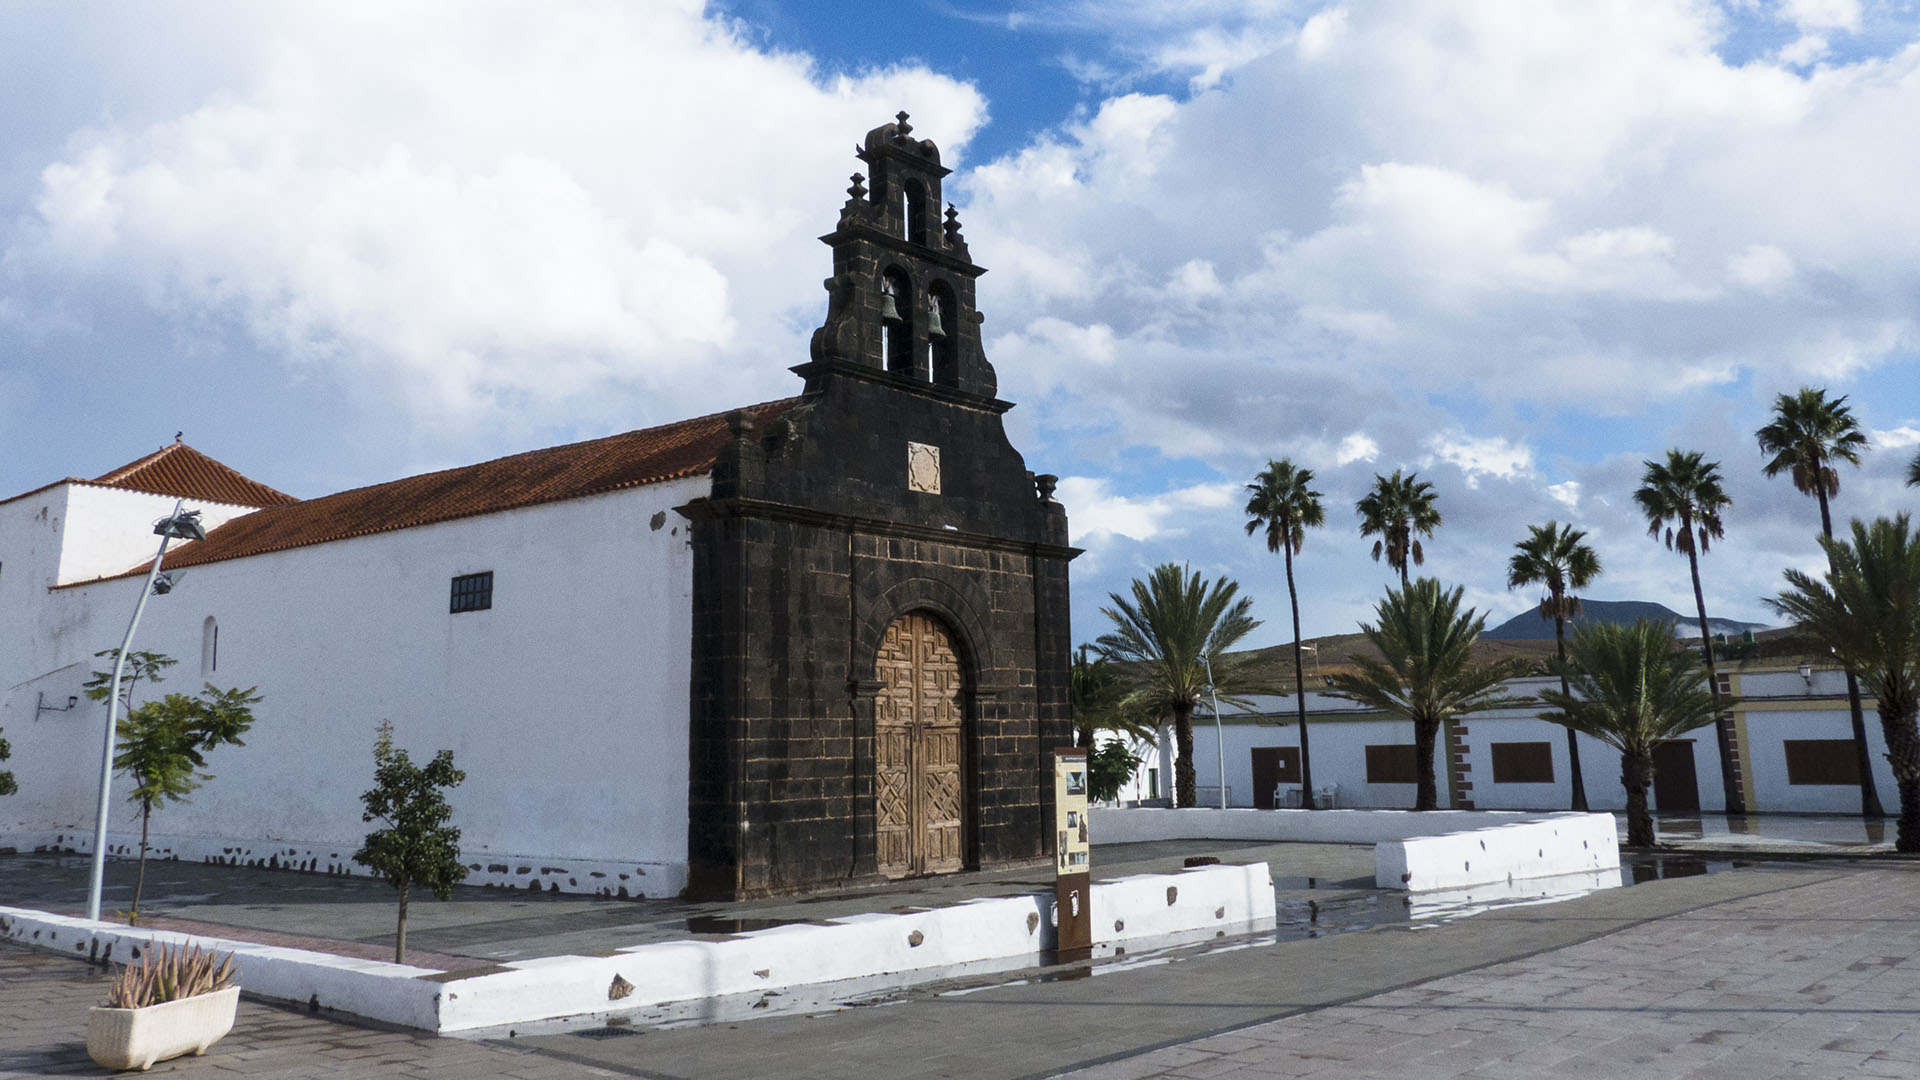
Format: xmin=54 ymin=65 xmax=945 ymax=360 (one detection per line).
xmin=875 ymin=613 xmax=967 ymax=877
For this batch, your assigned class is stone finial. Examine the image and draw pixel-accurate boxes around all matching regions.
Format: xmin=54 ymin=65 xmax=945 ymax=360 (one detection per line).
xmin=1034 ymin=473 xmax=1059 ymax=502
xmin=727 ymin=409 xmax=757 ymax=441
xmin=944 ymin=204 xmax=965 ymax=244
xmin=895 ymin=110 xmax=912 ymax=136
xmin=847 ymin=173 xmax=867 ymax=200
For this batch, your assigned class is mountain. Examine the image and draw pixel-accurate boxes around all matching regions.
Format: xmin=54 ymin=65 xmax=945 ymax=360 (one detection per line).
xmin=1481 ymin=599 xmax=1771 ymax=641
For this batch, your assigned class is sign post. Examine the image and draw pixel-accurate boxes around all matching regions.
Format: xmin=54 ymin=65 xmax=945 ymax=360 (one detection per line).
xmin=1052 ymin=747 xmax=1092 ymax=964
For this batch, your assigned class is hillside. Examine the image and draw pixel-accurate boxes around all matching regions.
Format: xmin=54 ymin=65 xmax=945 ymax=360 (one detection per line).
xmin=1482 ymin=599 xmax=1770 ymax=641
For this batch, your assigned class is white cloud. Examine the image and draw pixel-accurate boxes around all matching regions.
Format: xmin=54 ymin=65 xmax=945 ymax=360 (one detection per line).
xmin=1728 ymin=243 xmax=1796 ymax=292
xmin=1425 ymin=431 xmax=1534 ymax=487
xmin=1782 ymin=0 xmax=1861 ymax=32
xmin=967 ymin=0 xmax=1920 ymax=463
xmin=1874 ymin=425 xmax=1920 ymax=449
xmin=1056 ymin=476 xmax=1241 ymax=543
xmin=1333 ymin=432 xmax=1379 ymax=466
xmin=1778 ymin=33 xmax=1832 ymax=67
xmin=1546 ymin=481 xmax=1581 ymax=508
xmin=5 ymin=1 xmax=986 ymax=431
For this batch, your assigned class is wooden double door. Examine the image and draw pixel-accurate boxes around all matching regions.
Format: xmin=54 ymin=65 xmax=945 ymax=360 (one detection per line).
xmin=875 ymin=613 xmax=967 ymax=878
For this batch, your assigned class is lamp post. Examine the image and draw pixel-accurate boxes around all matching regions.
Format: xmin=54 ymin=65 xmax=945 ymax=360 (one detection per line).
xmin=1201 ymin=654 xmax=1226 ymax=810
xmin=86 ymin=500 xmax=204 ymax=922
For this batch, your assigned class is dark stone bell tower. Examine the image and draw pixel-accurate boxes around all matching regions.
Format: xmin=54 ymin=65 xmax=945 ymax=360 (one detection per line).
xmin=679 ymin=113 xmax=1078 ymax=900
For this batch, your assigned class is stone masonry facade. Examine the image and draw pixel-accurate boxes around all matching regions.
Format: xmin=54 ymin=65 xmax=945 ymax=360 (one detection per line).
xmin=678 ymin=115 xmax=1076 ymax=899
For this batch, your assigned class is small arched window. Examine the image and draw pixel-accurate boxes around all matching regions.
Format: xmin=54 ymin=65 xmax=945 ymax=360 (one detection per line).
xmin=882 ymin=270 xmax=916 ymax=375
xmin=201 ymin=616 xmax=219 ymax=675
xmin=928 ymin=284 xmax=958 ymax=386
xmin=903 ymin=180 xmax=928 ymax=244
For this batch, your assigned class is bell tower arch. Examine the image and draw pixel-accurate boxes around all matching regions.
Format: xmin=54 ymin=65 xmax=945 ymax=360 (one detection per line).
xmin=805 ymin=112 xmax=996 ymax=399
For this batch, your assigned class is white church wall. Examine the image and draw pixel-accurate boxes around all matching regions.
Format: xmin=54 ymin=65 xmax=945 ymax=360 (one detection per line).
xmin=0 ymin=476 xmax=706 ymax=896
xmin=55 ymin=484 xmax=262 ymax=585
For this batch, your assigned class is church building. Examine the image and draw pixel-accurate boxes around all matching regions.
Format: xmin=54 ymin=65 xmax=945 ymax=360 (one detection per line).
xmin=0 ymin=116 xmax=1078 ymax=901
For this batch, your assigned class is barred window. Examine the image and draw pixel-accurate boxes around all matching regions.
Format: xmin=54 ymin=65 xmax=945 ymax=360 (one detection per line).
xmin=450 ymin=571 xmax=494 ymax=613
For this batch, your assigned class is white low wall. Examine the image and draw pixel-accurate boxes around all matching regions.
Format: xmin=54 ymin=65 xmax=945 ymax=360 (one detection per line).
xmin=1374 ymin=814 xmax=1619 ymax=890
xmin=0 ymin=909 xmax=444 ymax=1029
xmin=1096 ymin=807 xmax=1619 ymax=892
xmin=0 ymin=861 xmax=1274 ymax=1033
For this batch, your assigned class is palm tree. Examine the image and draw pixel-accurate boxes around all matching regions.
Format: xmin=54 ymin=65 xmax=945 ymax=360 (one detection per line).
xmin=1755 ymin=387 xmax=1884 ymax=818
xmin=1768 ymin=515 xmax=1920 ymax=852
xmin=1326 ymin=578 xmax=1531 ymax=810
xmin=1356 ymin=470 xmax=1441 ymax=588
xmin=1538 ymin=620 xmax=1723 ymax=847
xmin=1633 ymin=449 xmax=1743 ymax=813
xmin=1506 ymin=521 xmax=1602 ymax=812
xmin=1070 ymin=645 xmax=1156 ymax=749
xmin=1908 ymin=449 xmax=1920 ymax=488
xmin=1245 ymin=459 xmax=1326 ymax=808
xmin=1097 ymin=564 xmax=1262 ymax=808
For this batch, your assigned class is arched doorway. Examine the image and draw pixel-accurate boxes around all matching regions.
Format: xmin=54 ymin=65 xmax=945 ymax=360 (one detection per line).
xmin=874 ymin=612 xmax=967 ymax=877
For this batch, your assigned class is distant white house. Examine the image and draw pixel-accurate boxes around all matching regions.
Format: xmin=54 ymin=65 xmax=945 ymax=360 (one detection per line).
xmin=1122 ymin=667 xmax=1893 ymax=816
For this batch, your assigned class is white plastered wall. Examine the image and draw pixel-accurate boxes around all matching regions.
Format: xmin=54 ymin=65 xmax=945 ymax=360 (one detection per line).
xmin=1737 ymin=668 xmax=1895 ymax=813
xmin=1184 ymin=683 xmax=1754 ymax=815
xmin=1 ymin=477 xmax=704 ymax=895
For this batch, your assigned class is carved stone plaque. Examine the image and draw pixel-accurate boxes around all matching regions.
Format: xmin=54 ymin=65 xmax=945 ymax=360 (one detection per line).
xmin=907 ymin=441 xmax=942 ymax=494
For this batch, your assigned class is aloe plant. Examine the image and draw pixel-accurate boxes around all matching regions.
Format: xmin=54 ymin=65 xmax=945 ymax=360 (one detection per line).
xmin=105 ymin=942 xmax=236 ymax=1009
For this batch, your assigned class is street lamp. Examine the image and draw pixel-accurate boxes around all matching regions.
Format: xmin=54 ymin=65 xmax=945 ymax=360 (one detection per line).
xmin=1201 ymin=654 xmax=1226 ymax=810
xmin=86 ymin=500 xmax=204 ymax=922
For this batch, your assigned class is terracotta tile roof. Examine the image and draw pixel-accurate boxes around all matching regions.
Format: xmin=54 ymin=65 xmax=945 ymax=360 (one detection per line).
xmin=90 ymin=442 xmax=300 ymax=508
xmin=110 ymin=399 xmax=798 ymax=579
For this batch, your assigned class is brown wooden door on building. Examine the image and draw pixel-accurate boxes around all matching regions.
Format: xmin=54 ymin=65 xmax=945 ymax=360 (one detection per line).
xmin=1651 ymin=739 xmax=1700 ymax=812
xmin=875 ymin=613 xmax=967 ymax=878
xmin=1249 ymin=747 xmax=1301 ymax=809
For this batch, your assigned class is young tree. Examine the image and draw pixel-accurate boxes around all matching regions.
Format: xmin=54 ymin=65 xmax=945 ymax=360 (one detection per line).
xmin=1086 ymin=738 xmax=1145 ymax=804
xmin=1538 ymin=620 xmax=1723 ymax=848
xmin=83 ymin=650 xmax=259 ymax=921
xmin=1096 ymin=564 xmax=1262 ymax=808
xmin=1755 ymin=386 xmax=1884 ymax=818
xmin=1356 ymin=470 xmax=1441 ymax=588
xmin=1634 ymin=449 xmax=1742 ymax=813
xmin=354 ymin=721 xmax=468 ymax=963
xmin=1245 ymin=458 xmax=1327 ymax=807
xmin=1326 ymin=579 xmax=1531 ymax=810
xmin=1506 ymin=521 xmax=1602 ymax=812
xmin=83 ymin=649 xmax=176 ymax=711
xmin=1768 ymin=515 xmax=1920 ymax=852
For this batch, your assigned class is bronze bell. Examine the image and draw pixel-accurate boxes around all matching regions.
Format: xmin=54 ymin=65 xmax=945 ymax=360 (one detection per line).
xmin=879 ymin=288 xmax=902 ymax=322
xmin=926 ymin=297 xmax=945 ymax=337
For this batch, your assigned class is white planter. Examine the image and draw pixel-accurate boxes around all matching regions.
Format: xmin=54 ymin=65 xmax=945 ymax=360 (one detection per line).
xmin=86 ymin=986 xmax=241 ymax=1071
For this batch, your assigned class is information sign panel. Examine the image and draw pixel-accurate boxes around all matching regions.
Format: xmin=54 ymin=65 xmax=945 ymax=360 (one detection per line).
xmin=1052 ymin=747 xmax=1091 ymax=963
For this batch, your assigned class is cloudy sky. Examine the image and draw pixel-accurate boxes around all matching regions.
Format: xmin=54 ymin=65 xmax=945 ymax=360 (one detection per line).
xmin=5 ymin=0 xmax=1920 ymax=649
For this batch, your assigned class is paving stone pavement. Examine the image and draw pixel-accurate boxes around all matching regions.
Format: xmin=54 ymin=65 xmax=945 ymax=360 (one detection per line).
xmin=0 ymin=947 xmax=620 ymax=1080
xmin=1057 ymin=867 xmax=1920 ymax=1080
xmin=5 ymin=862 xmax=1918 ymax=1079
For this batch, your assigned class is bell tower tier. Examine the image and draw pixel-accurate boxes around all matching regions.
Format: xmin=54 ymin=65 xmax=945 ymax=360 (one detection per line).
xmin=803 ymin=112 xmax=997 ymax=401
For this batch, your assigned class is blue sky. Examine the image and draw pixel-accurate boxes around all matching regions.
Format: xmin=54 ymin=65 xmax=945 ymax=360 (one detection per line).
xmin=5 ymin=1 xmax=1920 ymax=651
